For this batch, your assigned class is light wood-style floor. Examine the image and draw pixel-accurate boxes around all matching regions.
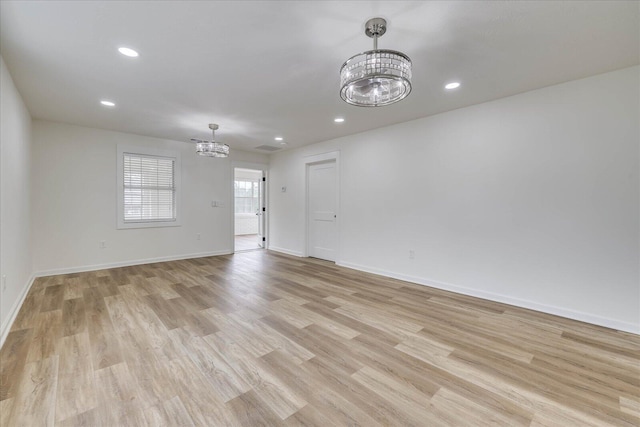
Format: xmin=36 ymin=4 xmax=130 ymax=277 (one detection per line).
xmin=1 ymin=251 xmax=639 ymax=426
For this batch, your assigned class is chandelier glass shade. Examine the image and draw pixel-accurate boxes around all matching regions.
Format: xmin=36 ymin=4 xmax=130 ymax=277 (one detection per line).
xmin=191 ymin=124 xmax=229 ymax=157
xmin=340 ymin=18 xmax=412 ymax=107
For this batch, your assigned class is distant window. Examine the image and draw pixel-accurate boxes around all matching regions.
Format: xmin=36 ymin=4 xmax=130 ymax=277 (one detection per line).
xmin=235 ymin=180 xmax=259 ymax=214
xmin=117 ymin=146 xmax=181 ymax=229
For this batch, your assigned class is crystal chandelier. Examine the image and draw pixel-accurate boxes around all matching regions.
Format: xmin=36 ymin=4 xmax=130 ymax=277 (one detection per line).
xmin=340 ymin=18 xmax=412 ymax=107
xmin=191 ymin=124 xmax=229 ymax=157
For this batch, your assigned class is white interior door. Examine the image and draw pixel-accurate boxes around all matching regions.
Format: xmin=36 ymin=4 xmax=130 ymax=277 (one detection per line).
xmin=257 ymin=173 xmax=265 ymax=248
xmin=308 ymin=161 xmax=337 ymax=261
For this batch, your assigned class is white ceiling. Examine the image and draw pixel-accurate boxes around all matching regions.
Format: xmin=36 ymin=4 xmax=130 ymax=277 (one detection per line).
xmin=1 ymin=1 xmax=638 ymax=153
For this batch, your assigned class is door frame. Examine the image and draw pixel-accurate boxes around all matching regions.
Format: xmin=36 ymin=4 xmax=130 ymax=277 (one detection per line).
xmin=304 ymin=151 xmax=340 ymax=261
xmin=231 ymin=161 xmax=269 ymax=253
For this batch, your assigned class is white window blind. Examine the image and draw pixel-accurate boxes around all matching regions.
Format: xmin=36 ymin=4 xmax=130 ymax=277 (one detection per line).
xmin=123 ymin=153 xmax=176 ymax=222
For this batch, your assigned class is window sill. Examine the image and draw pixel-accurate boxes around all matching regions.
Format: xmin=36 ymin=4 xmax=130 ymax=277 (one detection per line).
xmin=117 ymin=220 xmax=181 ymax=230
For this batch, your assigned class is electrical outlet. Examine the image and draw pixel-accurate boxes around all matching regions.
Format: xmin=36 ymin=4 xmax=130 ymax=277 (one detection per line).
xmin=2 ymin=275 xmax=7 ymax=292
xmin=409 ymin=250 xmax=415 ymax=259
xmin=197 ymin=233 xmax=201 ymax=240
xmin=100 ymin=241 xmax=106 ymax=249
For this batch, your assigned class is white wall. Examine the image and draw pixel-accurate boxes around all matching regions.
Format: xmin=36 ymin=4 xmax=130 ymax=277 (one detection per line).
xmin=235 ymin=215 xmax=258 ymax=235
xmin=269 ymin=66 xmax=640 ymax=333
xmin=0 ymin=55 xmax=33 ymax=339
xmin=32 ymin=121 xmax=267 ymax=274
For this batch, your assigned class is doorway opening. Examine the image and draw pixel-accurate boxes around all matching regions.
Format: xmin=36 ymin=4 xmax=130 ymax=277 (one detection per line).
xmin=234 ymin=167 xmax=265 ymax=252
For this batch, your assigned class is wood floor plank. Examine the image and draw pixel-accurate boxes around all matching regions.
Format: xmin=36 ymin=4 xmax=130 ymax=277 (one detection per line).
xmin=41 ymin=284 xmax=65 ymax=312
xmin=1 ymin=250 xmax=638 ymax=426
xmin=620 ymin=395 xmax=640 ymax=417
xmin=86 ymin=309 xmax=123 ymax=370
xmin=334 ymin=302 xmax=422 ymax=340
xmin=125 ymin=350 xmax=176 ymax=408
xmin=61 ymin=298 xmax=86 ymax=337
xmin=144 ymin=294 xmax=187 ymax=330
xmin=26 ymin=310 xmax=62 ymax=362
xmin=273 ymin=299 xmax=360 ymax=340
xmin=0 ymin=328 xmax=32 ymax=401
xmin=94 ymin=362 xmax=139 ymax=405
xmin=6 ymin=356 xmax=59 ymax=427
xmin=166 ymin=355 xmax=239 ymax=426
xmin=416 ymin=314 xmax=536 ymax=363
xmin=143 ymin=395 xmax=195 ymax=427
xmin=302 ymin=300 xmax=401 ymax=347
xmin=260 ymin=350 xmax=383 ymax=427
xmin=351 ymin=365 xmax=444 ymax=426
xmin=267 ymin=299 xmax=315 ymax=329
xmin=62 ymin=277 xmax=88 ymax=301
xmin=183 ymin=310 xmax=220 ymax=337
xmin=93 ymin=362 xmax=149 ymax=425
xmin=450 ymin=348 xmax=640 ymax=426
xmin=226 ymin=389 xmax=282 ymax=427
xmin=55 ymin=333 xmax=96 ymax=422
xmin=261 ymin=316 xmax=363 ymax=376
xmin=0 ymin=397 xmax=14 ymax=426
xmin=146 ymin=276 xmax=182 ymax=299
xmin=178 ymin=332 xmax=251 ymax=402
xmin=55 ymin=408 xmax=99 ymax=427
xmin=170 ymin=283 xmax=213 ymax=311
xmin=202 ymin=307 xmax=275 ymax=356
xmin=12 ymin=287 xmax=45 ymax=330
xmin=204 ymin=332 xmax=307 ymax=420
xmin=303 ymin=355 xmax=431 ymax=426
xmin=429 ymin=387 xmax=529 ymax=426
xmin=234 ymin=317 xmax=315 ymax=364
xmin=282 ymin=403 xmax=330 ymax=426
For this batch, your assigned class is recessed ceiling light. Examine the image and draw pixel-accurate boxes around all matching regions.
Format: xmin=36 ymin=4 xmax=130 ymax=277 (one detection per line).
xmin=445 ymin=82 xmax=461 ymax=90
xmin=100 ymin=100 xmax=115 ymax=107
xmin=275 ymin=137 xmax=283 ymax=141
xmin=118 ymin=47 xmax=139 ymax=57
xmin=334 ymin=117 xmax=345 ymax=123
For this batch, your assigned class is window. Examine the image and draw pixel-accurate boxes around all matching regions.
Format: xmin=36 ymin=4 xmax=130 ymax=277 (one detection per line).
xmin=117 ymin=145 xmax=181 ymax=229
xmin=234 ymin=179 xmax=260 ymax=214
xmin=124 ymin=154 xmax=175 ymax=221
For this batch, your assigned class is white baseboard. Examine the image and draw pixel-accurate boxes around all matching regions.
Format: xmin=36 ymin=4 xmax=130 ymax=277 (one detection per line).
xmin=337 ymin=260 xmax=640 ymax=335
xmin=268 ymin=246 xmax=304 ymax=257
xmin=0 ymin=273 xmax=36 ymax=349
xmin=34 ymin=250 xmax=233 ymax=277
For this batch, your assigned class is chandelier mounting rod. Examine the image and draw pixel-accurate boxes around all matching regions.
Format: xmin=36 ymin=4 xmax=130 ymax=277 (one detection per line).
xmin=365 ymin=17 xmax=387 ymax=50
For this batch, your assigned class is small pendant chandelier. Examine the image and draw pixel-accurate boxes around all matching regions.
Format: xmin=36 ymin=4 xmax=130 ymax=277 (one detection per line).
xmin=340 ymin=17 xmax=412 ymax=107
xmin=191 ymin=124 xmax=230 ymax=157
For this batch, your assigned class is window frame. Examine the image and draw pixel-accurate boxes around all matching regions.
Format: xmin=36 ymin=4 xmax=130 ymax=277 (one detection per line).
xmin=117 ymin=145 xmax=182 ymax=229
